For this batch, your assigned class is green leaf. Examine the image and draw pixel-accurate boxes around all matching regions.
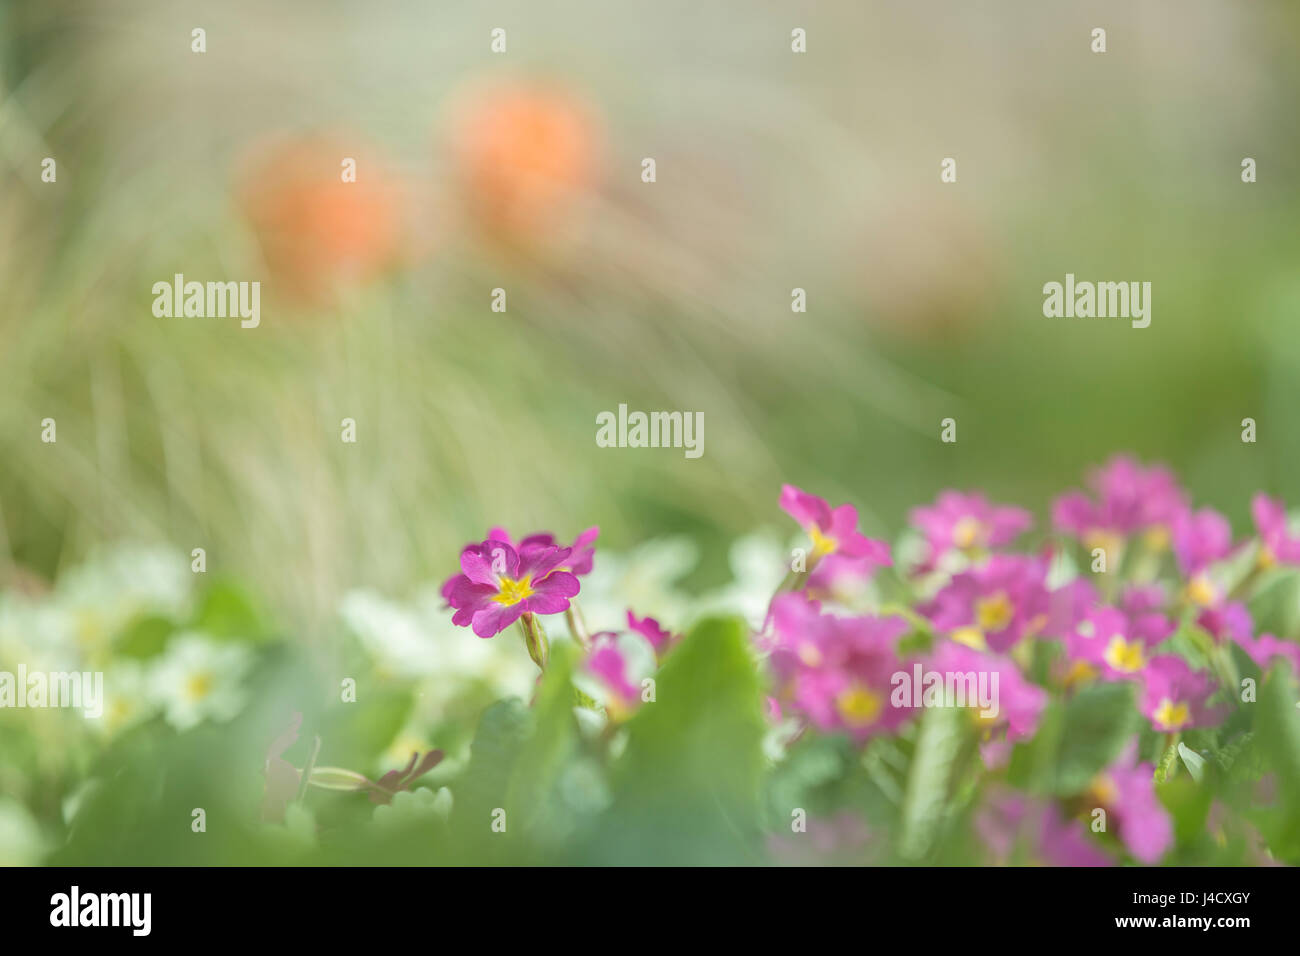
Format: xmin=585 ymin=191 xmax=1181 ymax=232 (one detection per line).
xmin=191 ymin=578 xmax=271 ymax=641
xmin=1155 ymin=737 xmax=1180 ymax=784
xmin=504 ymin=641 xmax=583 ymax=846
xmin=1167 ymin=621 xmax=1214 ymax=671
xmin=1205 ymin=730 xmax=1255 ymax=778
xmin=1246 ymin=570 xmax=1300 ymax=638
xmin=763 ymin=734 xmax=849 ymax=827
xmin=1156 ymin=775 xmax=1212 ymax=845
xmin=1250 ymin=663 xmax=1300 ymax=861
xmin=1009 ymin=682 xmax=1139 ymax=794
xmin=898 ymin=703 xmax=969 ymax=859
xmin=1053 ymin=681 xmax=1139 ymax=794
xmin=317 ymin=687 xmax=413 ymax=770
xmin=449 ymin=697 xmax=534 ymax=830
xmin=1006 ymin=699 xmax=1065 ymax=792
xmin=586 ymin=616 xmax=765 ymax=865
xmin=113 ymin=614 xmax=175 ymax=658
xmin=1177 ymin=742 xmax=1206 ymax=782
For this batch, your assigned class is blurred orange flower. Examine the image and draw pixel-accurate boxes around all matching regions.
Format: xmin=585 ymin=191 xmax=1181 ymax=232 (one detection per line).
xmin=446 ymin=81 xmax=602 ymax=241
xmin=236 ymin=135 xmax=405 ymax=302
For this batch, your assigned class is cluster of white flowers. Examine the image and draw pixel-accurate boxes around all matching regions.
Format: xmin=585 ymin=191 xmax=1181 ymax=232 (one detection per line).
xmin=0 ymin=546 xmax=255 ymax=737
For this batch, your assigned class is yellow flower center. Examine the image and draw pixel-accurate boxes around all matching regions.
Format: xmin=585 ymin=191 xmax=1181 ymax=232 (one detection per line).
xmin=606 ymin=696 xmax=636 ymax=723
xmin=951 ymin=627 xmax=988 ymax=651
xmin=1153 ymin=697 xmax=1191 ymax=731
xmin=1089 ymin=773 xmax=1119 ymax=806
xmin=1186 ymin=575 xmax=1217 ymax=608
xmin=1084 ymin=530 xmax=1124 ymax=564
xmin=186 ymin=671 xmax=213 ymax=702
xmin=1103 ymin=635 xmax=1146 ymax=673
xmin=493 ymin=575 xmax=536 ymax=606
xmin=1063 ymin=658 xmax=1099 ymax=688
xmin=109 ymin=697 xmax=135 ymax=730
xmin=808 ymin=525 xmax=838 ymax=557
xmin=952 ymin=516 xmax=987 ymax=551
xmin=1142 ymin=526 xmax=1170 ymax=553
xmin=1258 ymin=545 xmax=1276 ymax=570
xmin=975 ymin=591 xmax=1015 ymax=632
xmin=835 ymin=685 xmax=883 ymax=727
xmin=75 ymin=610 xmax=106 ymax=648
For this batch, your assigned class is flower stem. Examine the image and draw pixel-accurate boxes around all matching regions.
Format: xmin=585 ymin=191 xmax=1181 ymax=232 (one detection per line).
xmin=296 ymin=735 xmax=321 ymax=803
xmin=520 ymin=612 xmax=550 ymax=672
xmin=565 ymin=603 xmax=590 ymax=650
xmin=1155 ymin=733 xmax=1181 ymax=783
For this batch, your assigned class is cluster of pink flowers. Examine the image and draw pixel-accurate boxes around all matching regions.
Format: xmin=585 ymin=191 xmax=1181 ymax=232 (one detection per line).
xmin=767 ymin=592 xmax=913 ymax=742
xmin=441 ymin=455 xmax=1300 ymax=864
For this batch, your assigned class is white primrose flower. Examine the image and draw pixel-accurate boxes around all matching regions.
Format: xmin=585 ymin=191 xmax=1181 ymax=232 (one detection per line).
xmin=52 ymin=545 xmax=193 ymax=661
xmin=148 ymin=633 xmax=253 ymax=731
xmin=575 ymin=536 xmax=699 ymax=634
xmin=340 ymin=587 xmax=537 ymax=703
xmin=94 ymin=660 xmax=158 ymax=737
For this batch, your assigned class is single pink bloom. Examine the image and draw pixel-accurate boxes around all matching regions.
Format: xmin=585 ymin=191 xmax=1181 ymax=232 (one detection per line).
xmin=1052 ymin=455 xmax=1187 ymax=539
xmin=1064 ymin=606 xmax=1163 ymax=682
xmin=443 ymin=539 xmax=580 ymax=638
xmin=1172 ymin=507 xmax=1233 ymax=576
xmin=1139 ymin=655 xmax=1224 ymax=732
xmin=780 ymin=484 xmax=892 ymax=564
xmin=442 ymin=525 xmax=599 ymax=600
xmin=909 ymin=490 xmax=1032 ymax=569
xmin=920 ymin=554 xmax=1054 ymax=653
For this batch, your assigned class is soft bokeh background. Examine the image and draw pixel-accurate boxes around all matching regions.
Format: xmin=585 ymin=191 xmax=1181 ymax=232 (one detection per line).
xmin=1 ymin=0 xmax=1298 ymax=863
